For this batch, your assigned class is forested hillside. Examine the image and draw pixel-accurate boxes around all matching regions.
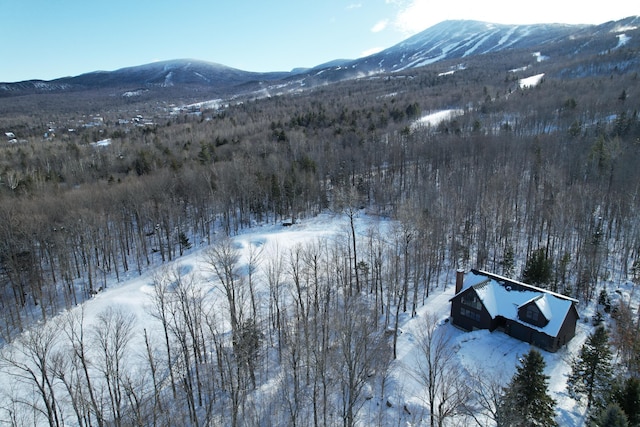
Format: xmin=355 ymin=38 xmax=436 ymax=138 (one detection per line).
xmin=0 ymin=29 xmax=639 ymax=425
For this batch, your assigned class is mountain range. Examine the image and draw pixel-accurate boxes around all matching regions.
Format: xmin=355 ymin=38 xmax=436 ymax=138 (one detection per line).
xmin=1 ymin=16 xmax=639 ymax=98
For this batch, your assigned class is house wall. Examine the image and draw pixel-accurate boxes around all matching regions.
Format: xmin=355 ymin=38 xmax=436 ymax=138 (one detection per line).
xmin=507 ymin=321 xmax=556 ymax=351
xmin=555 ymin=304 xmax=579 ymax=348
xmin=450 ymin=289 xmax=492 ymax=331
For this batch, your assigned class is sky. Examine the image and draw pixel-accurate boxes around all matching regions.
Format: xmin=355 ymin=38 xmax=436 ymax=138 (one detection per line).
xmin=1 ymin=0 xmax=638 ymax=83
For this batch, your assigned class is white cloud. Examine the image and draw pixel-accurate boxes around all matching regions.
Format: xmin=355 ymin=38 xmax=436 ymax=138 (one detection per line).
xmin=393 ymin=0 xmax=434 ymax=35
xmin=371 ymin=19 xmax=388 ymax=33
xmin=389 ymin=0 xmax=640 ymax=36
xmin=347 ymin=3 xmax=363 ymax=9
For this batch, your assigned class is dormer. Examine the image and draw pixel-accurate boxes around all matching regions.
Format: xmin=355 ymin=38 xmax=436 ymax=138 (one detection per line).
xmin=518 ymin=295 xmax=551 ymax=328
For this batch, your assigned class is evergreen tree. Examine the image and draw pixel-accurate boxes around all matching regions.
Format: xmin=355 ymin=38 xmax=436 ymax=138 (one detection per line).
xmin=613 ymin=377 xmax=640 ymax=427
xmin=497 ymin=349 xmax=558 ymax=427
xmin=521 ymin=247 xmax=553 ymax=287
xmin=501 ymin=244 xmax=515 ymax=277
xmin=178 ymin=232 xmax=192 ymax=256
xmin=598 ymin=289 xmax=612 ymax=313
xmin=567 ymin=326 xmax=613 ymax=413
xmin=591 ymin=403 xmax=629 ymax=427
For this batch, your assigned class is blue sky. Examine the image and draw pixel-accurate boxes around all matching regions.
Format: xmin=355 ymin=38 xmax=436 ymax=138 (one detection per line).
xmin=1 ymin=0 xmax=638 ymax=83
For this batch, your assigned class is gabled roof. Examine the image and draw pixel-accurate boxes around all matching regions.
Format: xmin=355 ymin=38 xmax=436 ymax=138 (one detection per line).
xmin=519 ymin=294 xmax=553 ymax=321
xmin=452 ymin=269 xmax=578 ymax=337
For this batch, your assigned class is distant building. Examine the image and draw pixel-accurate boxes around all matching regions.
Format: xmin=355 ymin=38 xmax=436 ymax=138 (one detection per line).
xmin=450 ymin=269 xmax=579 ymax=352
xmin=5 ymin=132 xmax=18 ymax=143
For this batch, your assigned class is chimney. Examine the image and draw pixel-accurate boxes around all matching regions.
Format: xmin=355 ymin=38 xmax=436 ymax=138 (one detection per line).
xmin=455 ymin=269 xmax=465 ymax=294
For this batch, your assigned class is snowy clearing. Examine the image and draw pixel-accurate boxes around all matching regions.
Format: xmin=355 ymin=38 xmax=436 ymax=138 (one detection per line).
xmin=519 ymin=73 xmax=545 ymax=89
xmin=0 ymin=212 xmax=597 ymax=426
xmin=411 ymin=109 xmax=464 ymax=129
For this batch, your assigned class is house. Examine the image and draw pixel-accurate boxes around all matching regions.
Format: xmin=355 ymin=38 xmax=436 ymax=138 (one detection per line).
xmin=449 ymin=269 xmax=579 ymax=352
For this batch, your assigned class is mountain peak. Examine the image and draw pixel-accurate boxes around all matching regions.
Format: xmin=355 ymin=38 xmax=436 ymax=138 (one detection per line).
xmin=2 ymin=16 xmax=638 ymax=97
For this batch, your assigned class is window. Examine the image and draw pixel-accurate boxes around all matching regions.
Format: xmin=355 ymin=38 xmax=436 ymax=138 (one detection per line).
xmin=462 ymin=292 xmax=483 ymax=311
xmin=461 ymin=308 xmax=480 ymax=321
xmin=526 ymin=306 xmax=539 ymax=322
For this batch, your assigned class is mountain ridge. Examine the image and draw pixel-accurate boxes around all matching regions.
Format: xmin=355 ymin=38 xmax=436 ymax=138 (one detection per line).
xmin=1 ymin=16 xmax=639 ymax=97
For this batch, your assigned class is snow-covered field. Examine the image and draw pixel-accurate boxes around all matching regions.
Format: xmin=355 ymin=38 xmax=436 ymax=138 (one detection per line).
xmin=0 ymin=212 xmax=596 ymax=426
xmin=519 ymin=73 xmax=545 ymax=88
xmin=411 ymin=109 xmax=465 ymax=130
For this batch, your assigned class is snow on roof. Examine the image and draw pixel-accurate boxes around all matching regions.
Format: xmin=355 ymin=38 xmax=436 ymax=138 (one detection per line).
xmin=460 ymin=270 xmax=575 ymax=337
xmin=530 ymin=294 xmax=553 ymax=321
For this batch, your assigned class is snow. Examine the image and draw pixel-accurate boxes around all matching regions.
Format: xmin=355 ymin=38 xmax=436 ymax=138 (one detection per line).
xmin=533 ymin=51 xmax=549 ymax=62
xmin=460 ymin=270 xmax=579 ymax=337
xmin=122 ymin=89 xmax=148 ymax=97
xmin=467 ymin=274 xmax=574 ymax=336
xmin=463 ymin=29 xmax=499 ymax=57
xmin=614 ymin=25 xmax=638 ymax=32
xmin=91 ymin=138 xmax=112 ymax=147
xmin=0 ymin=212 xmax=592 ymax=426
xmin=519 ymin=73 xmax=544 ymax=88
xmin=616 ymin=33 xmax=631 ymax=48
xmin=498 ymin=26 xmax=519 ymax=47
xmin=535 ymin=294 xmax=554 ymax=321
xmin=411 ymin=109 xmax=464 ymax=129
xmin=438 ymin=64 xmax=466 ymax=76
xmin=175 ymin=98 xmax=224 ymax=112
xmin=162 ymin=71 xmax=174 ymax=87
xmin=395 ymin=40 xmax=460 ymax=71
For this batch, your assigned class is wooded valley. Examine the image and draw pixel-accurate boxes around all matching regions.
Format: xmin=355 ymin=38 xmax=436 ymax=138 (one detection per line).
xmin=0 ymin=40 xmax=639 ymax=426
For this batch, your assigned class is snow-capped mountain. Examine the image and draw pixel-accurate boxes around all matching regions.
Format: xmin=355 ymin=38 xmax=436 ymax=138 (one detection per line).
xmin=0 ymin=59 xmax=293 ymax=96
xmin=1 ymin=16 xmax=638 ymax=96
xmin=302 ymin=16 xmax=640 ymax=83
xmin=60 ymin=59 xmax=290 ymax=89
xmin=351 ymin=20 xmax=581 ymax=73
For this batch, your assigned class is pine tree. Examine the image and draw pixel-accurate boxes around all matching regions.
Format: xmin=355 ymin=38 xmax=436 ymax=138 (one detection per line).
xmin=501 ymin=244 xmax=515 ymax=277
xmin=598 ymin=289 xmax=612 ymax=313
xmin=592 ymin=403 xmax=629 ymax=427
xmin=178 ymin=231 xmax=192 ymax=255
xmin=497 ymin=349 xmax=558 ymax=427
xmin=521 ymin=247 xmax=553 ymax=287
xmin=567 ymin=326 xmax=613 ymax=413
xmin=613 ymin=377 xmax=640 ymax=427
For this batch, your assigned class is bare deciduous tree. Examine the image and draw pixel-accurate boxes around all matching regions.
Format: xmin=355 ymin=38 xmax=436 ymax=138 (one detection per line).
xmin=463 ymin=366 xmax=507 ymax=427
xmin=204 ymin=238 xmax=245 ymax=335
xmin=0 ymin=321 xmax=61 ymax=427
xmin=412 ymin=313 xmax=469 ymax=427
xmin=91 ymin=306 xmax=136 ymax=427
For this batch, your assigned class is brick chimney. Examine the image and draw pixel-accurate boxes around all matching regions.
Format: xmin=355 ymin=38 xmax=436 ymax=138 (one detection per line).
xmin=455 ymin=269 xmax=465 ymax=294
